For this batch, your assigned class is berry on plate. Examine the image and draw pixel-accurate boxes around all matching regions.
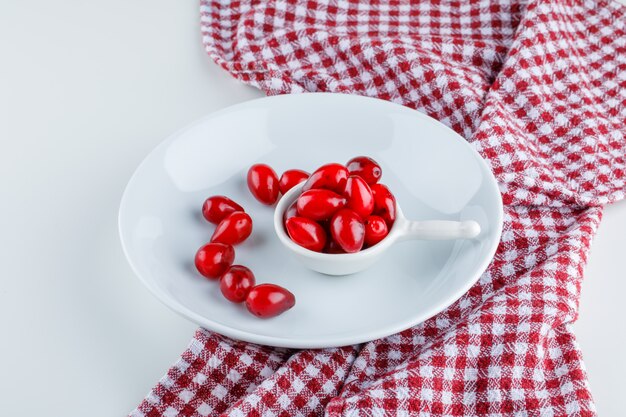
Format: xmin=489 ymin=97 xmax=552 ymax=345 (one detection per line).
xmin=211 ymin=211 xmax=253 ymax=245
xmin=201 ymin=195 xmax=244 ymax=224
xmin=245 ymin=284 xmax=296 ymax=318
xmin=194 ymin=242 xmax=235 ymax=279
xmin=247 ymin=163 xmax=280 ymax=205
xmin=279 ymin=169 xmax=310 ymax=194
xmin=220 ymin=265 xmax=256 ymax=303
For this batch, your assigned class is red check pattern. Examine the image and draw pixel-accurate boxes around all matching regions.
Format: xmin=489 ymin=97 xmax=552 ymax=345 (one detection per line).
xmin=131 ymin=0 xmax=626 ymax=415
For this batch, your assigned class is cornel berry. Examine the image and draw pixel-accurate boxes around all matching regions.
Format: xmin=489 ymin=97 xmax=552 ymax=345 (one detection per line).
xmin=247 ymin=163 xmax=280 ymax=205
xmin=196 ymin=190 xmax=295 ymax=318
xmin=371 ymin=183 xmax=397 ymax=228
xmin=296 ymin=189 xmax=346 ymax=221
xmin=210 ymin=211 xmax=253 ymax=245
xmin=193 ymin=156 xmax=394 ymax=318
xmin=330 ymin=208 xmax=365 ymax=253
xmin=343 ymin=175 xmax=374 ymax=219
xmin=301 ymin=163 xmax=349 ymax=194
xmin=285 ymin=216 xmax=327 ymax=252
xmin=220 ymin=265 xmax=256 ymax=303
xmin=245 ymin=284 xmax=296 ymax=318
xmin=346 ymin=156 xmax=382 ymax=185
xmin=279 ymin=169 xmax=310 ymax=194
xmin=283 ymin=156 xmax=394 ymax=254
xmin=194 ymin=243 xmax=235 ymax=279
xmin=202 ymin=195 xmax=244 ymax=224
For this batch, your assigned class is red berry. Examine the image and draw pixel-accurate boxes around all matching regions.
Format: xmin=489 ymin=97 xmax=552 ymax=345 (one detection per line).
xmin=371 ymin=184 xmax=397 ymax=227
xmin=343 ymin=175 xmax=374 ymax=219
xmin=364 ymin=215 xmax=389 ymax=246
xmin=346 ymin=156 xmax=382 ymax=185
xmin=296 ymin=189 xmax=347 ymax=221
xmin=211 ymin=211 xmax=253 ymax=245
xmin=194 ymin=243 xmax=235 ymax=279
xmin=201 ymin=195 xmax=244 ymax=224
xmin=283 ymin=200 xmax=299 ymax=223
xmin=245 ymin=284 xmax=296 ymax=318
xmin=285 ymin=216 xmax=327 ymax=252
xmin=279 ymin=169 xmax=310 ymax=194
xmin=247 ymin=163 xmax=280 ymax=205
xmin=330 ymin=209 xmax=365 ymax=253
xmin=220 ymin=265 xmax=255 ymax=303
xmin=302 ymin=163 xmax=349 ymax=193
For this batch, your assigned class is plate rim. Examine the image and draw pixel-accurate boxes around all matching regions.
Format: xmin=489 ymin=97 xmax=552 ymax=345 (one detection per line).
xmin=118 ymin=92 xmax=503 ymax=348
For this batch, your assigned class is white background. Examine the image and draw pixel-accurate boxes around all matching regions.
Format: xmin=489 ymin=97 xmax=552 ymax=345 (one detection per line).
xmin=1 ymin=1 xmax=624 ymax=416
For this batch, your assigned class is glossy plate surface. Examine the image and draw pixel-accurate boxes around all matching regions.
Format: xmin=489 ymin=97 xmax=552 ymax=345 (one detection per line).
xmin=119 ymin=93 xmax=503 ymax=348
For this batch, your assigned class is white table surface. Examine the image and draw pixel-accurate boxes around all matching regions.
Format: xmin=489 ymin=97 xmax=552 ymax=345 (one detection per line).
xmin=1 ymin=1 xmax=624 ymax=416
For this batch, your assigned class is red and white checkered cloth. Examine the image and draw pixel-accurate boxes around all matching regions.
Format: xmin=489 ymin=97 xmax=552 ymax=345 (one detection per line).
xmin=131 ymin=0 xmax=626 ymax=415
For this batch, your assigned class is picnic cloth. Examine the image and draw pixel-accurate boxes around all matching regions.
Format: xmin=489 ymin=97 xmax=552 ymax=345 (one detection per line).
xmin=131 ymin=0 xmax=626 ymax=415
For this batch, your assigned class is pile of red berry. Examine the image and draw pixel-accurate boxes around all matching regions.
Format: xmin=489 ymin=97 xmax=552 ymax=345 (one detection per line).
xmin=282 ymin=157 xmax=396 ymax=253
xmin=195 ymin=196 xmax=295 ymax=318
xmin=194 ymin=156 xmax=394 ymax=318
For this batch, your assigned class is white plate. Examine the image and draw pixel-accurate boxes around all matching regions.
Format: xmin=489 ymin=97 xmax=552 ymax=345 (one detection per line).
xmin=119 ymin=93 xmax=503 ymax=349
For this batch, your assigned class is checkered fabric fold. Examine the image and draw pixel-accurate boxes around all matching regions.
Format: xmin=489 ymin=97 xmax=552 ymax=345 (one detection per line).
xmin=131 ymin=0 xmax=626 ymax=415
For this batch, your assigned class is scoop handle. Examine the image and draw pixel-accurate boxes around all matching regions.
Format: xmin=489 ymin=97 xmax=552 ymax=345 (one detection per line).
xmin=398 ymin=219 xmax=481 ymax=240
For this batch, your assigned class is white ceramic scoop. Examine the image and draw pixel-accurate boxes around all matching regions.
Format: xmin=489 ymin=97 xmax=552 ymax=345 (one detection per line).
xmin=274 ymin=184 xmax=481 ymax=276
